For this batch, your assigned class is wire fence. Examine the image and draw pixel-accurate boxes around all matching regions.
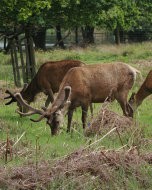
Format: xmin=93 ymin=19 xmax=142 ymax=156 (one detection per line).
xmin=45 ymin=29 xmax=152 ymax=47
xmin=0 ymin=29 xmax=152 ymax=50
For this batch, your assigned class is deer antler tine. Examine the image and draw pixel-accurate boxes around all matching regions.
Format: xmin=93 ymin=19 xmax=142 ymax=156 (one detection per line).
xmin=14 ymin=93 xmax=45 ymax=116
xmin=5 ymin=99 xmax=15 ymax=105
xmin=5 ymin=90 xmax=15 ymax=97
xmin=16 ymin=109 xmax=45 ymax=122
xmin=30 ymin=115 xmax=45 ymax=122
xmin=4 ymin=89 xmax=16 ymax=105
xmin=16 ymin=110 xmax=37 ymax=116
xmin=4 ymin=95 xmax=12 ymax=99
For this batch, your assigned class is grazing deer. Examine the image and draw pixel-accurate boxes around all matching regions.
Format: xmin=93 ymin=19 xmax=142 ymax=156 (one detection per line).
xmin=5 ymin=60 xmax=86 ymax=110
xmin=129 ymin=70 xmax=152 ymax=110
xmin=12 ymin=62 xmax=140 ymax=135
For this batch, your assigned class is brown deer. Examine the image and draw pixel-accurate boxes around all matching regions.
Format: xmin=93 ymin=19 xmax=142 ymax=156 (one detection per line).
xmin=5 ymin=60 xmax=86 ymax=110
xmin=13 ymin=62 xmax=140 ymax=135
xmin=129 ymin=70 xmax=152 ymax=110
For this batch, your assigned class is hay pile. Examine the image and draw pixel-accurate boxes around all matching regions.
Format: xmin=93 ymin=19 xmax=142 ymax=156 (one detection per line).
xmin=85 ymin=108 xmax=133 ymax=136
xmin=0 ymin=147 xmax=152 ymax=190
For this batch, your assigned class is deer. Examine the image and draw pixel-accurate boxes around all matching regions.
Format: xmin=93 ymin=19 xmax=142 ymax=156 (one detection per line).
xmin=129 ymin=70 xmax=152 ymax=111
xmin=12 ymin=62 xmax=140 ymax=135
xmin=5 ymin=60 xmax=92 ymax=112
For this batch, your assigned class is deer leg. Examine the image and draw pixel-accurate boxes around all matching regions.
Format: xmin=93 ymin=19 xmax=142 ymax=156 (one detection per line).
xmin=126 ymin=103 xmax=134 ymax=117
xmin=81 ymin=105 xmax=88 ymax=129
xmin=45 ymin=89 xmax=54 ymax=107
xmin=119 ymin=101 xmax=129 ymax=116
xmin=116 ymin=90 xmax=129 ymax=116
xmin=67 ymin=109 xmax=74 ymax=133
xmin=90 ymin=103 xmax=93 ymax=117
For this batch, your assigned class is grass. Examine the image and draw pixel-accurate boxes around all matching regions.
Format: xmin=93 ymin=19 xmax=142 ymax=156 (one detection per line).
xmin=35 ymin=42 xmax=152 ymax=65
xmin=0 ymin=42 xmax=152 ymax=189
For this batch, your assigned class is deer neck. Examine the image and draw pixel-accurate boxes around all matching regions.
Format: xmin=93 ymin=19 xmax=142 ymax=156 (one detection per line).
xmin=21 ymin=77 xmax=40 ymax=103
xmin=135 ymin=84 xmax=150 ymax=107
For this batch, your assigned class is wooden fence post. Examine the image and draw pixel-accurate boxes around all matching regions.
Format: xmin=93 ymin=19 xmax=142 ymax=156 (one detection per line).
xmin=10 ymin=42 xmax=18 ymax=86
xmin=18 ymin=40 xmax=27 ymax=83
xmin=10 ymin=36 xmax=36 ymax=86
xmin=13 ymin=42 xmax=21 ymax=87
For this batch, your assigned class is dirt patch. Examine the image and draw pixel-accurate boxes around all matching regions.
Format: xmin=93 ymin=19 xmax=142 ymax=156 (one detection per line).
xmin=85 ymin=108 xmax=133 ymax=137
xmin=0 ymin=147 xmax=152 ymax=190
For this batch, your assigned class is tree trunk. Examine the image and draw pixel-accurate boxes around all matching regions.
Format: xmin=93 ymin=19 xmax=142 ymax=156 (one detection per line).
xmin=25 ymin=28 xmax=36 ymax=81
xmin=81 ymin=26 xmax=94 ymax=44
xmin=75 ymin=26 xmax=78 ymax=44
xmin=33 ymin=27 xmax=46 ymax=50
xmin=56 ymin=25 xmax=65 ymax=48
xmin=114 ymin=27 xmax=120 ymax=45
xmin=4 ymin=37 xmax=7 ymax=50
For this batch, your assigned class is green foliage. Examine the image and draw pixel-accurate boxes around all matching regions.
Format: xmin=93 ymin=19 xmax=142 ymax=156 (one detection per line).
xmin=137 ymin=0 xmax=152 ymax=28
xmin=0 ymin=0 xmax=51 ymax=28
xmin=0 ymin=0 xmax=152 ymax=42
xmin=98 ymin=0 xmax=140 ymax=31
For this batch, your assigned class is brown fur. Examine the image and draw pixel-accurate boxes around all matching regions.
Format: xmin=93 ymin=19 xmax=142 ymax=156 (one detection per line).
xmin=13 ymin=62 xmax=139 ymax=135
xmin=6 ymin=60 xmax=85 ymax=108
xmin=49 ymin=62 xmax=138 ymax=132
xmin=129 ymin=70 xmax=152 ymax=109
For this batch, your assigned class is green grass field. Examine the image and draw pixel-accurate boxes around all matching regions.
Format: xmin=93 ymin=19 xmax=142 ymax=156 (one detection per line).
xmin=0 ymin=42 xmax=152 ymax=189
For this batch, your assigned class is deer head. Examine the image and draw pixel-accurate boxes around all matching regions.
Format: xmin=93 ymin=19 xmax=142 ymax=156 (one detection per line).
xmin=12 ymin=86 xmax=71 ymax=135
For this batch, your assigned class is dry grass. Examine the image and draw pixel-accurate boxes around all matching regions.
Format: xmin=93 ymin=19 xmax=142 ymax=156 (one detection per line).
xmin=0 ymin=146 xmax=152 ymax=190
xmin=85 ymin=105 xmax=133 ymax=137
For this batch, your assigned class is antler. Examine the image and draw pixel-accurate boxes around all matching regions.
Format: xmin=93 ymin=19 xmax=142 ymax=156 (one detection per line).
xmin=57 ymin=86 xmax=71 ymax=110
xmin=14 ymin=93 xmax=46 ymax=122
xmin=4 ymin=90 xmax=16 ymax=105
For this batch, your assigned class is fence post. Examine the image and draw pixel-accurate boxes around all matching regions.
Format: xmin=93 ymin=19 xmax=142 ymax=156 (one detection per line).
xmin=18 ymin=40 xmax=27 ymax=83
xmin=13 ymin=42 xmax=21 ymax=87
xmin=10 ymin=41 xmax=18 ymax=86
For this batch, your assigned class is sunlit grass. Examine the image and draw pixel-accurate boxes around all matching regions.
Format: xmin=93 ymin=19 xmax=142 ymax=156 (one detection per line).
xmin=35 ymin=42 xmax=152 ymax=66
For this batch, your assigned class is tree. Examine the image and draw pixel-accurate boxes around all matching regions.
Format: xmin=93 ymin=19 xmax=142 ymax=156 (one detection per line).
xmin=129 ymin=0 xmax=152 ymax=41
xmin=46 ymin=0 xmax=72 ymax=48
xmin=98 ymin=0 xmax=140 ymax=44
xmin=0 ymin=0 xmax=51 ymax=84
xmin=0 ymin=0 xmax=50 ymax=30
xmin=46 ymin=0 xmax=103 ymax=45
xmin=67 ymin=0 xmax=102 ymax=44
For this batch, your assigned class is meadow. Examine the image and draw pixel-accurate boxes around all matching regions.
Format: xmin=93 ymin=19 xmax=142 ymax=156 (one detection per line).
xmin=0 ymin=42 xmax=152 ymax=189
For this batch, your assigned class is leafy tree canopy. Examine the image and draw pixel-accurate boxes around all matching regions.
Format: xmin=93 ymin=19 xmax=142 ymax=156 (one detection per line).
xmin=98 ymin=0 xmax=140 ymax=31
xmin=0 ymin=0 xmax=51 ymax=31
